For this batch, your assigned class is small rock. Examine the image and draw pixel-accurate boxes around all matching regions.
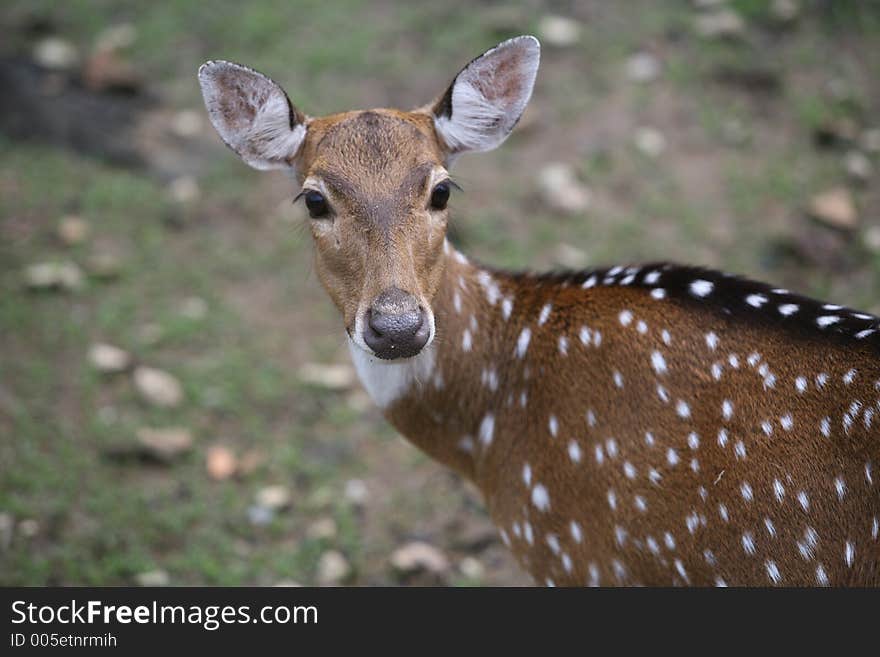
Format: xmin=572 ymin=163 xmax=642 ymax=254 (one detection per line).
xmin=86 ymin=251 xmax=123 ymax=280
xmin=625 ymin=52 xmax=660 ymax=83
xmin=692 ymin=0 xmax=727 ymax=7
xmin=247 ymin=505 xmax=275 ymax=526
xmin=89 ymin=343 xmax=132 ymax=374
xmin=206 ymin=445 xmax=237 ymax=480
xmin=24 ymin=261 xmax=84 ymax=292
xmin=808 ymin=187 xmax=858 ymax=230
xmin=57 ymin=215 xmax=89 ymax=245
xmin=94 ymin=23 xmax=137 ymax=52
xmin=537 ymin=15 xmax=582 ymax=47
xmin=83 ymin=50 xmax=141 ymax=93
xmin=17 ymin=519 xmax=39 ymax=538
xmin=634 ymin=126 xmax=667 ymax=157
xmin=298 ymin=363 xmax=356 ymax=390
xmin=344 ymin=479 xmax=369 ymax=507
xmin=33 ymin=37 xmax=79 ymax=70
xmin=452 ymin=524 xmax=500 ymax=553
xmin=179 ymin=296 xmax=208 ymax=320
xmin=459 ymin=556 xmax=485 ymax=581
xmin=136 ymin=427 xmax=193 ymax=461
xmin=721 ymin=118 xmax=751 ymax=146
xmin=814 ymin=117 xmax=859 ymax=149
xmin=844 ymin=151 xmax=873 ymax=183
xmin=171 ymin=110 xmax=204 ymax=138
xmin=134 ymin=569 xmax=170 ymax=586
xmin=390 ymin=541 xmax=450 ymax=578
xmin=862 ymin=226 xmax=880 ymax=254
xmin=771 ymin=0 xmax=800 ymax=23
xmin=694 ymin=9 xmax=745 ymax=39
xmin=306 ymin=517 xmax=338 ymax=541
xmin=168 ymin=176 xmax=200 ymax=204
xmin=554 ymin=243 xmax=588 ymax=269
xmin=255 ymin=485 xmax=292 ymax=511
xmin=537 ymin=163 xmax=591 ymax=214
xmin=274 ymin=579 xmax=303 ymax=587
xmin=861 ymin=128 xmax=880 ymax=154
xmin=133 ymin=366 xmax=183 ymax=408
xmin=317 ymin=550 xmax=352 ymax=585
xmin=0 ymin=513 xmax=13 ymax=550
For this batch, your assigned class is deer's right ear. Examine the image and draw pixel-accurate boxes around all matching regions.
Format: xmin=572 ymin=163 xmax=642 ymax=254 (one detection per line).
xmin=198 ymin=61 xmax=307 ymax=171
xmin=431 ymin=35 xmax=540 ymax=156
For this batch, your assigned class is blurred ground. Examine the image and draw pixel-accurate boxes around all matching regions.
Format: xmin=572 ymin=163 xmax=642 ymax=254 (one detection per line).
xmin=1 ymin=1 xmax=879 ymax=586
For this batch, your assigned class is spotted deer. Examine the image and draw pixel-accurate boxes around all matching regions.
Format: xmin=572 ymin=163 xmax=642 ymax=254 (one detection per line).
xmin=199 ymin=36 xmax=879 ymax=586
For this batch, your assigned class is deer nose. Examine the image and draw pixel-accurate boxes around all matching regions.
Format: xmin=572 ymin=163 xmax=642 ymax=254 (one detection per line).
xmin=363 ymin=287 xmax=430 ymax=360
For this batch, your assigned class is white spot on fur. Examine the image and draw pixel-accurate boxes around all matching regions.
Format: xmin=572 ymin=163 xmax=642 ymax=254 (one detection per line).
xmin=515 ymin=327 xmax=531 ymax=358
xmin=722 ymin=399 xmax=733 ymax=420
xmin=479 ymin=414 xmax=495 ymax=447
xmin=746 ymin=294 xmax=767 ymax=308
xmin=558 ymin=335 xmax=568 ymax=356
xmin=690 ymin=279 xmax=713 ymax=297
xmin=705 ymin=332 xmax=719 ymax=350
xmin=501 ymin=296 xmax=513 ymax=320
xmin=676 ymin=400 xmax=691 ymax=418
xmin=817 ymin=315 xmax=841 ymax=327
xmin=651 ymin=351 xmax=667 ymax=374
xmin=531 ymin=484 xmax=550 ymax=512
xmin=539 ymin=304 xmax=552 ymax=326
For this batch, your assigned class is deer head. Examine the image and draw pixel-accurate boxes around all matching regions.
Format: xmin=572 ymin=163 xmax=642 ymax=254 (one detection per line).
xmin=198 ymin=36 xmax=540 ymax=360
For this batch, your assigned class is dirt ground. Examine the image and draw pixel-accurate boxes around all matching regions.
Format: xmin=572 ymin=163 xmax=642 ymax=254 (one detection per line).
xmin=1 ymin=1 xmax=879 ymax=586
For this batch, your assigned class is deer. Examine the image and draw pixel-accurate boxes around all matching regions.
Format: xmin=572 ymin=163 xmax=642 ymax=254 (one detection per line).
xmin=198 ymin=35 xmax=879 ymax=586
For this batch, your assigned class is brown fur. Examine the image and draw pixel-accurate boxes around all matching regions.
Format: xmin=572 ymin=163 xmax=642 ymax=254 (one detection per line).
xmin=382 ymin=258 xmax=880 ymax=586
xmin=294 ymin=109 xmax=448 ymax=334
xmin=202 ymin=54 xmax=878 ymax=586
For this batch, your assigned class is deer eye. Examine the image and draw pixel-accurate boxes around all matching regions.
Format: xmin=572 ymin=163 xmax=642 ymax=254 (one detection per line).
xmin=429 ymin=182 xmax=450 ymax=210
xmin=304 ymin=190 xmax=329 ymax=218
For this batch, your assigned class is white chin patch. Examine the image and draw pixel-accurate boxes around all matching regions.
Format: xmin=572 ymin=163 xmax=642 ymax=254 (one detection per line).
xmin=347 ymin=338 xmax=436 ymax=409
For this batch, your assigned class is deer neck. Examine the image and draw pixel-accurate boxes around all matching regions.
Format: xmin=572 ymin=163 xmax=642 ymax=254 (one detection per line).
xmin=348 ymin=243 xmax=551 ymax=486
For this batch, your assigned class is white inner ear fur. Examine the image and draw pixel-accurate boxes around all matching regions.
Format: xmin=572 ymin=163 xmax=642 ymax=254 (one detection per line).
xmin=198 ymin=61 xmax=306 ymax=171
xmin=242 ymin=93 xmax=307 ymax=171
xmin=434 ymin=35 xmax=540 ymax=154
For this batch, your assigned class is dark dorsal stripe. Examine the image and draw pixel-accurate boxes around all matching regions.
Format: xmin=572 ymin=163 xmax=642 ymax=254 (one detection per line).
xmin=498 ymin=262 xmax=880 ymax=350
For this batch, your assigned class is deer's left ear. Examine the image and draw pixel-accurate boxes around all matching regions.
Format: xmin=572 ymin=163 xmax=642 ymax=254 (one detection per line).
xmin=198 ymin=61 xmax=307 ymax=171
xmin=430 ymin=35 xmax=540 ymax=156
